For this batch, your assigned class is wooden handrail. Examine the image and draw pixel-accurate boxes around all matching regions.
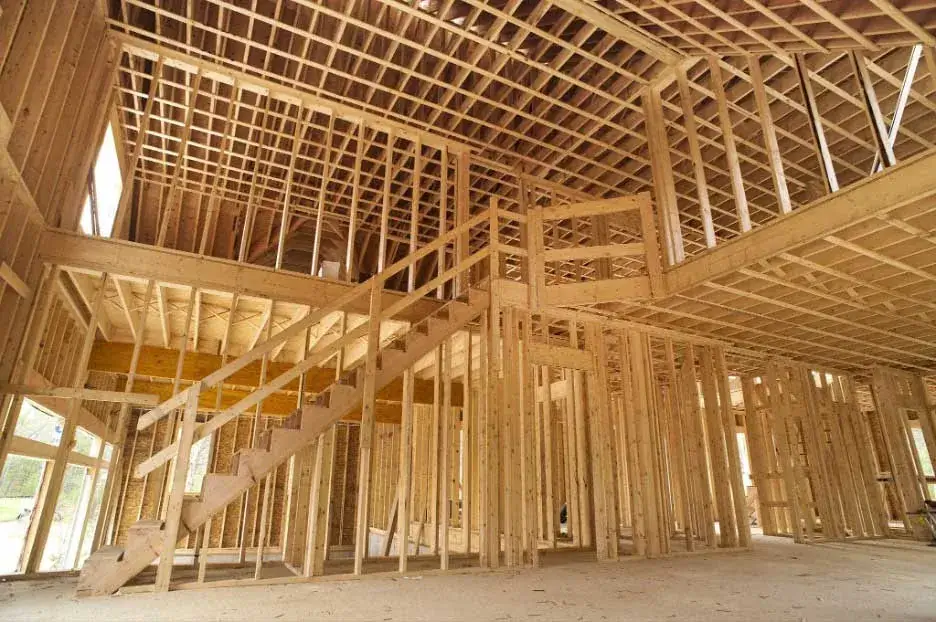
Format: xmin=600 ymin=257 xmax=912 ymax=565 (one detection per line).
xmin=135 ymin=208 xmax=489 ymax=432
xmin=381 ymin=249 xmax=490 ymax=320
xmin=133 ymin=211 xmax=491 ymax=475
xmin=133 ymin=320 xmax=371 ymax=478
xmin=375 ymin=208 xmax=489 ymax=286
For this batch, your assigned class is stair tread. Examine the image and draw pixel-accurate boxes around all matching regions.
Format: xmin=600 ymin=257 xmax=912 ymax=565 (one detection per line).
xmin=91 ymin=546 xmax=125 ymax=560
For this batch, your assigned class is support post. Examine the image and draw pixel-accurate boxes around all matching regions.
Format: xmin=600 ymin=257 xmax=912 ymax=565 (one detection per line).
xmin=154 ymin=383 xmax=201 ymax=591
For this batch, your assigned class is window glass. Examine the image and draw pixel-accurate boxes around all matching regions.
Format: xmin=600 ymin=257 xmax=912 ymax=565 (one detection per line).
xmin=103 ymin=443 xmax=114 ymax=463
xmin=185 ymin=435 xmax=212 ymax=494
xmin=0 ymin=455 xmax=47 ymax=574
xmin=912 ymin=427 xmax=934 ymax=477
xmin=40 ymin=464 xmax=92 ymax=571
xmin=79 ymin=123 xmax=122 ymax=237
xmin=77 ymin=468 xmax=108 ymax=568
xmin=737 ymin=433 xmax=752 ymax=488
xmin=13 ymin=400 xmax=63 ymax=447
xmin=73 ymin=427 xmax=101 ymax=458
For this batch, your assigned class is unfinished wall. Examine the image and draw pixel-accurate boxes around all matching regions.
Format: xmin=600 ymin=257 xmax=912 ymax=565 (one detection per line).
xmin=740 ymin=364 xmax=936 ymax=542
xmin=0 ymin=2 xmax=114 ymax=388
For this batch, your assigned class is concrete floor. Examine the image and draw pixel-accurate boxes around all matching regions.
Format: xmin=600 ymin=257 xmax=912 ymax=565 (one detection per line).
xmin=2 ymin=536 xmax=934 ymax=621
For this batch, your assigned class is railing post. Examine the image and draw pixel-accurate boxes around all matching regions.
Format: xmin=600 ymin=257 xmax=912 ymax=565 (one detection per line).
xmin=155 ymin=381 xmax=201 ymax=592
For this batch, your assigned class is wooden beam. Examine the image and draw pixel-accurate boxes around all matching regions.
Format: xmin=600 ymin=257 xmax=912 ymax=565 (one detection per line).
xmin=547 ymin=0 xmax=682 ymax=64
xmin=538 ymin=193 xmax=648 ymax=221
xmin=0 ymin=384 xmax=158 ymax=405
xmin=544 ymin=276 xmax=652 ymax=306
xmin=527 ymin=343 xmax=594 ymax=372
xmin=0 ymin=260 xmax=29 ymax=298
xmin=541 ymin=242 xmax=645 ymax=263
xmin=664 ymin=148 xmax=936 ymax=295
xmin=39 ymin=229 xmax=444 ymax=323
xmin=87 ymin=342 xmax=463 ymax=406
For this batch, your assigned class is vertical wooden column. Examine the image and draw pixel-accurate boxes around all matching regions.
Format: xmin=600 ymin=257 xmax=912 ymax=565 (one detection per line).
xmin=675 ymin=66 xmax=715 ymax=247
xmin=842 ymin=375 xmax=890 ymax=537
xmin=397 ymin=368 xmax=415 ymax=570
xmin=620 ymin=332 xmax=645 ymax=556
xmin=439 ymin=339 xmax=453 ymax=569
xmin=641 ymin=86 xmax=685 ymax=266
xmin=740 ymin=376 xmax=775 ymax=535
xmin=748 ymin=56 xmax=792 ymax=215
xmin=478 ymin=308 xmax=498 ymax=568
xmin=112 ymin=57 xmax=164 ymax=239
xmin=305 ymin=427 xmax=336 ymax=576
xmin=377 ymin=129 xmax=394 ymax=273
xmin=708 ymin=57 xmax=752 ymax=233
xmin=276 ymin=105 xmax=307 ymax=271
xmin=584 ymin=324 xmax=618 ymax=561
xmin=96 ymin=280 xmax=154 ymax=550
xmin=764 ymin=363 xmax=806 ymax=542
xmin=794 ymin=54 xmax=839 ymax=193
xmin=353 ymin=281 xmax=383 ymax=574
xmin=682 ymin=346 xmax=716 ymax=547
xmin=850 ymin=51 xmax=897 ymax=168
xmin=156 ymin=69 xmax=203 ymax=247
xmin=436 ymin=146 xmax=448 ymax=299
xmin=870 ymin=368 xmax=922 ymax=524
xmin=822 ymin=374 xmax=866 ymax=536
xmin=638 ymin=195 xmax=665 ymax=298
xmin=519 ymin=313 xmax=539 ymax=567
xmin=797 ymin=369 xmax=843 ymax=539
xmin=528 ymin=207 xmax=546 ymax=309
xmin=345 ymin=121 xmax=365 ymax=282
xmin=154 ymin=383 xmax=201 ymax=591
xmin=254 ymin=472 xmax=273 ymax=578
xmin=501 ymin=306 xmax=522 ymax=566
xmin=454 ymin=151 xmax=469 ymax=296
xmin=627 ymin=330 xmax=662 ymax=557
xmin=408 ymin=136 xmax=421 ymax=293
xmin=698 ymin=347 xmax=737 ymax=548
xmin=562 ymin=368 xmax=581 ymax=546
xmin=540 ymin=364 xmax=556 ymax=547
xmin=568 ymin=321 xmax=593 ymax=548
xmin=428 ymin=348 xmax=442 ymax=554
xmin=460 ymin=332 xmax=473 ymax=553
xmin=664 ymin=340 xmax=695 ymax=550
xmin=310 ymin=115 xmax=335 ymax=276
xmin=715 ymin=348 xmax=751 ymax=547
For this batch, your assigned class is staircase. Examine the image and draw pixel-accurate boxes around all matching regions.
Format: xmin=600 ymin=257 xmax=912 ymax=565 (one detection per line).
xmin=78 ymin=203 xmax=494 ymax=596
xmin=78 ymin=287 xmax=489 ymax=595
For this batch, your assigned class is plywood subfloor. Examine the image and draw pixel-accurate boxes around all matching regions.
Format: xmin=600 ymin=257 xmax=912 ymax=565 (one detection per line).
xmin=2 ymin=536 xmax=934 ymax=621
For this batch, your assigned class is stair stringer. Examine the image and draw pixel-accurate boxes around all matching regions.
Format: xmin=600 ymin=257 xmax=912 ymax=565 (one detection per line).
xmin=78 ymin=290 xmax=489 ymax=596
